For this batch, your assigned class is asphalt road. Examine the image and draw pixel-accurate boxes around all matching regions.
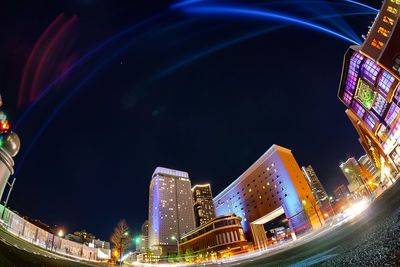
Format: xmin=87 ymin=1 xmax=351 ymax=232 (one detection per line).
xmin=0 ymin=226 xmax=102 ymax=267
xmin=216 ymin=178 xmax=400 ymax=267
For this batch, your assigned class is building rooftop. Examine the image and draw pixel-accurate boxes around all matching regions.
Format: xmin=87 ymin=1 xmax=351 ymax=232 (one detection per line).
xmin=152 ymin=167 xmax=189 ymax=178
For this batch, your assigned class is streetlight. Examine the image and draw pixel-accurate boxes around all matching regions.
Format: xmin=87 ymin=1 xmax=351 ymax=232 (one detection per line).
xmin=171 ymin=235 xmax=180 ymax=257
xmin=58 ymin=230 xmax=64 ymax=237
xmin=120 ymin=231 xmax=129 ymax=267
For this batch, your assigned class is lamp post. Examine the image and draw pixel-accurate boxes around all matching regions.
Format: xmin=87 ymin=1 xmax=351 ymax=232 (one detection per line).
xmin=120 ymin=231 xmax=129 ymax=267
xmin=171 ymin=235 xmax=179 ymax=259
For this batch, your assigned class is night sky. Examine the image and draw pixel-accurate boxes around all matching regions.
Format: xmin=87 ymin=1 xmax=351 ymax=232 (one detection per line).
xmin=1 ymin=0 xmax=379 ymax=241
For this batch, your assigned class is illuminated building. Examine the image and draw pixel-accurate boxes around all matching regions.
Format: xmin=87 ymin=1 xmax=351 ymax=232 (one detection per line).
xmin=337 ymin=0 xmax=400 ymax=180
xmin=334 ymin=184 xmax=351 ymax=200
xmin=192 ymin=184 xmax=216 ymax=227
xmin=139 ymin=220 xmax=149 ymax=252
xmin=301 ymin=165 xmax=329 ymax=209
xmin=213 ymin=145 xmax=324 ymax=248
xmin=359 ymin=154 xmax=381 ymax=180
xmin=339 ymin=157 xmax=370 ymax=197
xmin=148 ymin=167 xmax=196 ymax=255
xmin=179 ymin=215 xmax=249 ymax=259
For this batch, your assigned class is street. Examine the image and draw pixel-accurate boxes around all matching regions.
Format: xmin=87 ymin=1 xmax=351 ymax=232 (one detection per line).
xmin=216 ymin=178 xmax=400 ymax=266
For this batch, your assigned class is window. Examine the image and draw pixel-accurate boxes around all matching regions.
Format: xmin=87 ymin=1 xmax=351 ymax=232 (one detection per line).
xmin=371 ymin=39 xmax=384 ymax=50
xmin=372 ymin=94 xmax=389 ymax=117
xmin=387 ymin=6 xmax=398 ymax=15
xmin=383 ymin=16 xmax=394 ymax=25
xmin=364 ymin=113 xmax=377 ymax=130
xmin=344 ymin=52 xmax=364 ymax=98
xmin=361 ymin=58 xmax=381 ymax=84
xmin=378 ymin=27 xmax=390 ymax=37
xmin=390 ymin=0 xmax=400 ymax=4
xmin=385 ymin=103 xmax=400 ymax=125
xmin=377 ymin=70 xmax=395 ymax=96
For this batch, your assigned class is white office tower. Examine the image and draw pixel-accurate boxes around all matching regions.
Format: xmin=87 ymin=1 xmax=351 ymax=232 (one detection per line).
xmin=148 ymin=167 xmax=196 ymax=255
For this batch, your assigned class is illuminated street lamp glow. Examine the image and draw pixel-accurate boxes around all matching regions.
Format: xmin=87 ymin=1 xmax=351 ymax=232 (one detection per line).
xmin=57 ymin=230 xmax=64 ymax=237
xmin=135 ymin=237 xmax=141 ymax=244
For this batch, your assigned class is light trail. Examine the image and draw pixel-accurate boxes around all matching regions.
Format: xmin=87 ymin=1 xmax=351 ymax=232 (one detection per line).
xmin=342 ymin=0 xmax=379 ymax=12
xmin=156 ymin=10 xmax=375 ymax=78
xmin=183 ymin=6 xmax=361 ymax=44
xmin=170 ymin=0 xmax=205 ymax=9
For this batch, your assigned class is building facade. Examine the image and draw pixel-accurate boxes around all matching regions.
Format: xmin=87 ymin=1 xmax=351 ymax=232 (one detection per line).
xmin=301 ymin=165 xmax=329 ymax=209
xmin=148 ymin=167 xmax=196 ymax=255
xmin=139 ymin=220 xmax=149 ymax=252
xmin=337 ymin=0 xmax=400 ymax=182
xmin=179 ymin=215 xmax=249 ymax=260
xmin=359 ymin=154 xmax=381 ymax=181
xmin=334 ymin=184 xmax=351 ymax=200
xmin=339 ymin=158 xmax=365 ymax=194
xmin=213 ymin=145 xmax=324 ymax=248
xmin=192 ymin=184 xmax=216 ymax=227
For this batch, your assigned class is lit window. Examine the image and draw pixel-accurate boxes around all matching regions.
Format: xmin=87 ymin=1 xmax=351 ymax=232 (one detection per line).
xmin=363 ymin=113 xmax=377 ymax=130
xmin=371 ymin=39 xmax=384 ymax=50
xmin=385 ymin=103 xmax=399 ymax=125
xmin=383 ymin=16 xmax=394 ymax=25
xmin=377 ymin=27 xmax=390 ymax=37
xmin=377 ymin=70 xmax=395 ymax=96
xmin=259 ymin=196 xmax=261 ymax=199
xmin=351 ymin=101 xmax=366 ymax=118
xmin=249 ymin=189 xmax=252 ymax=192
xmin=361 ymin=58 xmax=381 ymax=84
xmin=372 ymin=94 xmax=389 ymax=118
xmin=344 ymin=52 xmax=364 ymax=96
xmin=391 ymin=0 xmax=400 ymax=4
xmin=387 ymin=6 xmax=398 ymax=15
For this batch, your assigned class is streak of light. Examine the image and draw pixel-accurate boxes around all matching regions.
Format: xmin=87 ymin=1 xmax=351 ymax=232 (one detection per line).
xmin=182 ymin=6 xmax=361 ymax=44
xmin=341 ymin=0 xmax=379 ymax=12
xmin=171 ymin=0 xmax=205 ymax=9
xmin=156 ymin=10 xmax=375 ymax=79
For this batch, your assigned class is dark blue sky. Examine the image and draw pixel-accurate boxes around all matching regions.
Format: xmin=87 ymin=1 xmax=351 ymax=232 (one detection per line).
xmin=1 ymin=0 xmax=377 ymax=241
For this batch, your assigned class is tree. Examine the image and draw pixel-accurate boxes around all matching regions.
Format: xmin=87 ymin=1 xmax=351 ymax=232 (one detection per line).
xmin=168 ymin=252 xmax=176 ymax=263
xmin=73 ymin=230 xmax=95 ymax=245
xmin=110 ymin=220 xmax=132 ymax=261
xmin=185 ymin=248 xmax=194 ymax=262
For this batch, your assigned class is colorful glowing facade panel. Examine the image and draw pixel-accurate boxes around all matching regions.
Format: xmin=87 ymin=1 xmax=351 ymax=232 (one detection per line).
xmin=377 ymin=70 xmax=395 ymax=96
xmin=360 ymin=58 xmax=382 ymax=85
xmin=372 ymin=93 xmax=389 ymax=117
xmin=343 ymin=91 xmax=353 ymax=106
xmin=363 ymin=113 xmax=377 ymax=130
xmin=385 ymin=103 xmax=400 ymax=125
xmin=351 ymin=100 xmax=366 ymax=118
xmin=355 ymin=79 xmax=375 ymax=110
xmin=344 ymin=52 xmax=364 ymax=96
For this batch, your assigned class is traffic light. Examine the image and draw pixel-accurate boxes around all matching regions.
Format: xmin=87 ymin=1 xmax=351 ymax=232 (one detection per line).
xmin=0 ymin=112 xmax=10 ymax=133
xmin=282 ymin=218 xmax=289 ymax=223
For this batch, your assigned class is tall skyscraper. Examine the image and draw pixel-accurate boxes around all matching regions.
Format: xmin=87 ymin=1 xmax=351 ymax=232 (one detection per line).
xmin=138 ymin=220 xmax=149 ymax=252
xmin=192 ymin=184 xmax=216 ymax=227
xmin=339 ymin=158 xmax=365 ymax=193
xmin=301 ymin=165 xmax=329 ymax=209
xmin=148 ymin=167 xmax=196 ymax=255
xmin=337 ymin=0 xmax=400 ymax=180
xmin=334 ymin=184 xmax=350 ymax=200
xmin=213 ymin=145 xmax=324 ymax=249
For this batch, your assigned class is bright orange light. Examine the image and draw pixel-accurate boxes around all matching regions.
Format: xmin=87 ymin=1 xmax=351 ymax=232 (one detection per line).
xmin=324 ymin=213 xmax=328 ymax=217
xmin=1 ymin=122 xmax=9 ymax=130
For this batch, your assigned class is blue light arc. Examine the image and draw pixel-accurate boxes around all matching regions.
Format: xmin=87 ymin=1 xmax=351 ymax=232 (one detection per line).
xmin=156 ymin=10 xmax=376 ymax=79
xmin=183 ymin=6 xmax=361 ymax=44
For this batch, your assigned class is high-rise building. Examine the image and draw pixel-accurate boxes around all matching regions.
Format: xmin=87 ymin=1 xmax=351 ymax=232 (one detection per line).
xmin=301 ymin=165 xmax=329 ymax=209
xmin=358 ymin=154 xmax=381 ymax=181
xmin=138 ymin=220 xmax=149 ymax=252
xmin=334 ymin=184 xmax=350 ymax=200
xmin=148 ymin=167 xmax=196 ymax=255
xmin=339 ymin=158 xmax=364 ymax=193
xmin=192 ymin=184 xmax=216 ymax=227
xmin=337 ymin=0 xmax=400 ymax=181
xmin=213 ymin=145 xmax=324 ymax=249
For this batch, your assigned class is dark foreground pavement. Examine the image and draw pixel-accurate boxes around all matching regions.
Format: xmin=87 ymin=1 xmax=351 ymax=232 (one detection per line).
xmin=0 ymin=226 xmax=102 ymax=267
xmin=216 ymin=178 xmax=400 ymax=267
